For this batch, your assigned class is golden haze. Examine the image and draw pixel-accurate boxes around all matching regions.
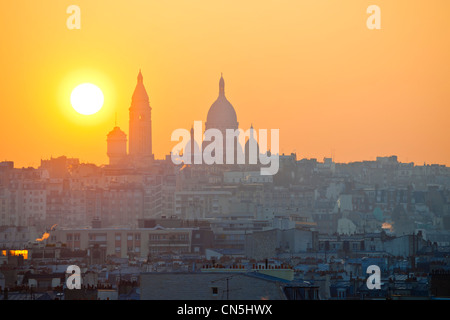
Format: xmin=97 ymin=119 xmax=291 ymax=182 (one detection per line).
xmin=0 ymin=0 xmax=449 ymax=167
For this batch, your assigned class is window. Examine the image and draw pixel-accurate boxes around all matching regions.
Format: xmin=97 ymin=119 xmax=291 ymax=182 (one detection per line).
xmin=338 ymin=289 xmax=346 ymax=299
xmin=211 ymin=287 xmax=218 ymax=296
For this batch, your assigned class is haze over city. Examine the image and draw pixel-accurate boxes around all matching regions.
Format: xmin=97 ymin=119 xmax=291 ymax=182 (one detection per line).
xmin=0 ymin=0 xmax=449 ymax=304
xmin=1 ymin=0 xmax=449 ymax=168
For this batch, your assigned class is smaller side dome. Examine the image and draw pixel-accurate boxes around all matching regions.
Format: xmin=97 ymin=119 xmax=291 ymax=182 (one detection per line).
xmin=245 ymin=125 xmax=260 ymax=164
xmin=107 ymin=126 xmax=127 ymax=140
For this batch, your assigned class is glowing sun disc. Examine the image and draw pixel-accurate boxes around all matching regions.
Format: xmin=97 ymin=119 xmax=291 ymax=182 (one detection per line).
xmin=70 ymin=83 xmax=104 ymax=115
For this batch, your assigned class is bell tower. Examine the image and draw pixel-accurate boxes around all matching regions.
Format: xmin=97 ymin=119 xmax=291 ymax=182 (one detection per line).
xmin=128 ymin=70 xmax=153 ymax=163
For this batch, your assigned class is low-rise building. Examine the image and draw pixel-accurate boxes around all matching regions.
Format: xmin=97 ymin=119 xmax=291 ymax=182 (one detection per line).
xmin=47 ymin=221 xmax=201 ymax=260
xmin=140 ymin=272 xmax=287 ymax=300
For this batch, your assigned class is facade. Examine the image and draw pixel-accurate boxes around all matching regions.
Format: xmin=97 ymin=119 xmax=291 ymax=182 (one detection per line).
xmin=223 ymin=171 xmax=272 ymax=184
xmin=47 ymin=224 xmax=196 ymax=259
xmin=245 ymin=228 xmax=318 ymax=260
xmin=174 ymin=190 xmax=232 ymax=219
xmin=140 ymin=272 xmax=287 ymax=300
xmin=210 ymin=217 xmax=274 ymax=251
xmin=0 ymin=226 xmax=38 ymax=249
xmin=100 ymin=184 xmax=144 ymax=227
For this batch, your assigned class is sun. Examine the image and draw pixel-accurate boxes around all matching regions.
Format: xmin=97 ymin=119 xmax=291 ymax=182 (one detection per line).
xmin=70 ymin=83 xmax=104 ymax=115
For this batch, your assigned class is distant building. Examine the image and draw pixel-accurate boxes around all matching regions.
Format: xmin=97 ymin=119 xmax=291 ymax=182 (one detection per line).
xmin=104 ymin=70 xmax=154 ymax=169
xmin=48 ymin=222 xmax=205 ymax=260
xmin=107 ymin=126 xmax=127 ymax=166
xmin=203 ymin=74 xmax=242 ymax=165
xmin=128 ymin=70 xmax=154 ymax=165
xmin=140 ymin=272 xmax=287 ymax=300
xmin=223 ymin=171 xmax=272 ymax=184
xmin=245 ymin=228 xmax=318 ymax=260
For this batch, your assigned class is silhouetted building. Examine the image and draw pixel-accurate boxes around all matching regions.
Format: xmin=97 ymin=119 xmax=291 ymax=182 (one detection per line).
xmin=107 ymin=126 xmax=127 ymax=166
xmin=129 ymin=70 xmax=153 ymax=165
xmin=430 ymin=270 xmax=450 ymax=297
xmin=202 ymin=74 xmax=243 ymax=164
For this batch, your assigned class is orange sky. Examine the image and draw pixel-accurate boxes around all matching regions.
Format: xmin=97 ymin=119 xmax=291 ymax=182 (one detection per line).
xmin=0 ymin=0 xmax=449 ymax=168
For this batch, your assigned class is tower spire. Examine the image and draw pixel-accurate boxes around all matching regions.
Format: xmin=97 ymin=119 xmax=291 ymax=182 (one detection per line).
xmin=219 ymin=73 xmax=225 ymax=96
xmin=137 ymin=69 xmax=143 ymax=84
xmin=129 ymin=69 xmax=153 ymax=160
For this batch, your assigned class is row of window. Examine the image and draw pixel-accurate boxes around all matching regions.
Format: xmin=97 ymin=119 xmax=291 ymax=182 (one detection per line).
xmin=22 ymin=205 xmax=44 ymax=210
xmin=115 ymin=246 xmax=140 ymax=253
xmin=115 ymin=234 xmax=141 ymax=241
xmin=23 ymin=198 xmax=44 ymax=203
xmin=67 ymin=234 xmax=81 ymax=241
xmin=1 ymin=233 xmax=27 ymax=239
xmin=149 ymin=234 xmax=188 ymax=241
xmin=22 ymin=191 xmax=45 ymax=195
xmin=148 ymin=247 xmax=189 ymax=254
xmin=66 ymin=233 xmax=144 ymax=241
xmin=319 ymin=242 xmax=377 ymax=251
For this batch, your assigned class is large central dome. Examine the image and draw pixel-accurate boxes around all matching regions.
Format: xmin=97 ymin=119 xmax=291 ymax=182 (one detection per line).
xmin=205 ymin=74 xmax=238 ymax=131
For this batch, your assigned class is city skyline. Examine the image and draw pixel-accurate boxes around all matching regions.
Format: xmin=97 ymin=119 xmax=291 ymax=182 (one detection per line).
xmin=2 ymin=69 xmax=448 ymax=170
xmin=1 ymin=68 xmax=449 ymax=170
xmin=1 ymin=1 xmax=450 ymax=304
xmin=1 ymin=1 xmax=449 ymax=168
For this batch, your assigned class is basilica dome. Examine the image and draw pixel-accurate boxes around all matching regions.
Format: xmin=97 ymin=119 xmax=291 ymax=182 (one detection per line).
xmin=205 ymin=75 xmax=238 ymax=131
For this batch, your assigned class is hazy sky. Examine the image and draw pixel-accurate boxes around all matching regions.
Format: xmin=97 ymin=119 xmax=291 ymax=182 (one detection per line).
xmin=0 ymin=0 xmax=449 ymax=168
